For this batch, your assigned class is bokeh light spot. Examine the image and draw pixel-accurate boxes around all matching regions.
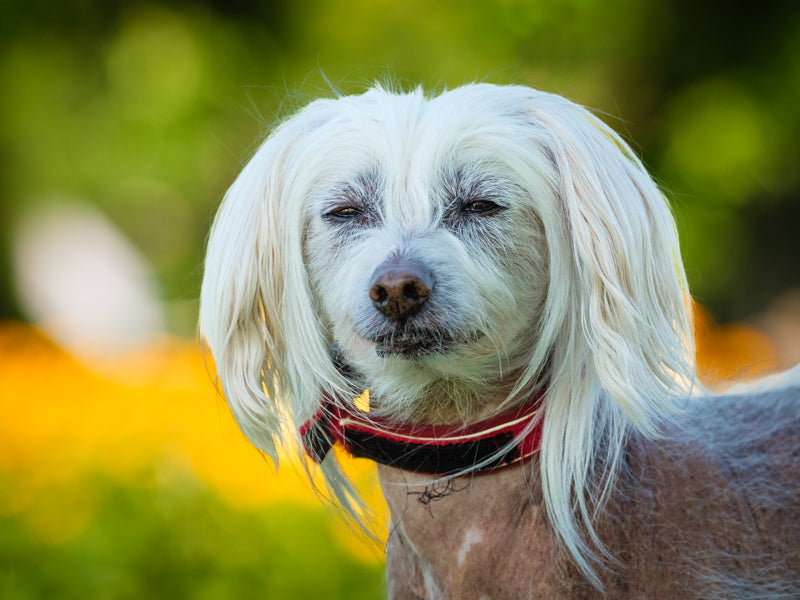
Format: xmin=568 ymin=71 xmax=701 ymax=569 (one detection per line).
xmin=662 ymin=79 xmax=775 ymax=203
xmin=105 ymin=7 xmax=202 ymax=120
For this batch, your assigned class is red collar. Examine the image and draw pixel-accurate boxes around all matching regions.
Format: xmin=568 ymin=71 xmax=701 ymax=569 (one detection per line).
xmin=300 ymin=391 xmax=545 ymax=476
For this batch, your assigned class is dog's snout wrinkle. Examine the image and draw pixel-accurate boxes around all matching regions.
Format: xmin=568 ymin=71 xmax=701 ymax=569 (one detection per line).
xmin=369 ymin=260 xmax=433 ymax=321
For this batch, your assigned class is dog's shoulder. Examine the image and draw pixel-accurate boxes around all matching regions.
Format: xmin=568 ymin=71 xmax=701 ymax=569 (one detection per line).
xmin=602 ymin=378 xmax=800 ymax=596
xmin=617 ymin=375 xmax=800 ymax=525
xmin=691 ymin=371 xmax=800 ymax=455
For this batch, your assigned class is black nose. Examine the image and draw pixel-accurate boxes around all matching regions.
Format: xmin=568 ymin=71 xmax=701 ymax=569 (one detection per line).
xmin=369 ymin=259 xmax=433 ymax=321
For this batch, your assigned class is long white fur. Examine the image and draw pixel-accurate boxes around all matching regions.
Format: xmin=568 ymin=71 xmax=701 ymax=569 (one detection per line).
xmin=199 ymin=83 xmax=698 ymax=586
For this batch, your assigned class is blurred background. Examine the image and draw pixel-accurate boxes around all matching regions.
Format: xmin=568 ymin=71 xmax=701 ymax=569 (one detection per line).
xmin=1 ymin=0 xmax=798 ymax=597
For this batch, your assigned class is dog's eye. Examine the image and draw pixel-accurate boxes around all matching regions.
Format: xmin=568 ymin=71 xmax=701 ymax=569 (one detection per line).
xmin=326 ymin=206 xmax=362 ymax=219
xmin=463 ymin=199 xmax=502 ymax=214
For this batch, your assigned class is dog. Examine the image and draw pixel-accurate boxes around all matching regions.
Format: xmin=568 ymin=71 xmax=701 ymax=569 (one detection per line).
xmin=199 ymin=83 xmax=800 ymax=598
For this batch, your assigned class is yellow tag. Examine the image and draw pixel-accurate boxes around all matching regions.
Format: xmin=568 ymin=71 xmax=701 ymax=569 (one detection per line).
xmin=353 ymin=389 xmax=370 ymax=413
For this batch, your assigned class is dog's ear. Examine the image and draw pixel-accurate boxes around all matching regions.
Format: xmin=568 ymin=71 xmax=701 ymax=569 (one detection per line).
xmin=530 ymin=96 xmax=696 ymax=429
xmin=199 ymin=106 xmax=340 ymax=463
xmin=521 ymin=92 xmax=698 ymax=586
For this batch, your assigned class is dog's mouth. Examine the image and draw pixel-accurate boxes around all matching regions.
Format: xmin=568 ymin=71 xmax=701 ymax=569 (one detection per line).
xmin=374 ymin=334 xmax=452 ymax=358
xmin=371 ymin=330 xmax=482 ymax=358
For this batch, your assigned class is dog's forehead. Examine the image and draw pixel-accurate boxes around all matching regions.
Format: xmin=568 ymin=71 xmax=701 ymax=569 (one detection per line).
xmin=306 ymin=88 xmax=532 ymax=215
xmin=349 ymin=87 xmax=524 ymax=154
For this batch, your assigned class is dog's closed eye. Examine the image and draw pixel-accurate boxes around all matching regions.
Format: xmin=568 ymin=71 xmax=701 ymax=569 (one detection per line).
xmin=461 ymin=198 xmax=505 ymax=215
xmin=325 ymin=205 xmax=363 ymax=219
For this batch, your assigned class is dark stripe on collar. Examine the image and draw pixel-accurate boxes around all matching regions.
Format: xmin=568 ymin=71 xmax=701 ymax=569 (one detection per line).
xmin=300 ymin=391 xmax=545 ymax=476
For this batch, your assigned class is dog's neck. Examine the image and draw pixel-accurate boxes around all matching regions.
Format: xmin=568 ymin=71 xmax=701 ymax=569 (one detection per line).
xmin=307 ymin=346 xmax=548 ymax=476
xmin=301 ymin=389 xmax=545 ymax=476
xmin=329 ymin=343 xmax=544 ymax=425
xmin=379 ymin=462 xmax=574 ymax=598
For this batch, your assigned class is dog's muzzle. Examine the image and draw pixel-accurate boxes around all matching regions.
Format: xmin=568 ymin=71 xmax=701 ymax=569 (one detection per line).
xmin=364 ymin=256 xmax=452 ymax=357
xmin=369 ymin=257 xmax=433 ymax=321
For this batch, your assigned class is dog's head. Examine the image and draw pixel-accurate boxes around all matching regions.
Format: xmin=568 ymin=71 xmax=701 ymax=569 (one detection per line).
xmin=200 ymin=83 xmax=695 ymax=578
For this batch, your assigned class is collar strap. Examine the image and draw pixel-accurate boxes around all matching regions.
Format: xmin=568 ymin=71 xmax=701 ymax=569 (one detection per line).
xmin=300 ymin=391 xmax=545 ymax=476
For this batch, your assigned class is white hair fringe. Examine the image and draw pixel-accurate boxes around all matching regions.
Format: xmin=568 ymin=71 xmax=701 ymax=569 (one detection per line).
xmin=199 ymin=83 xmax=697 ymax=589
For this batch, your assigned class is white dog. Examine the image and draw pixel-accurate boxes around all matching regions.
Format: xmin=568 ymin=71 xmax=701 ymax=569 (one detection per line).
xmin=200 ymin=83 xmax=800 ymax=598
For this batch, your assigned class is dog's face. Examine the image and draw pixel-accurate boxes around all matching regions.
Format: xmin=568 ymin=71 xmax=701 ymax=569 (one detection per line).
xmin=301 ymin=95 xmax=554 ymax=419
xmin=200 ymin=82 xmax=694 ymax=449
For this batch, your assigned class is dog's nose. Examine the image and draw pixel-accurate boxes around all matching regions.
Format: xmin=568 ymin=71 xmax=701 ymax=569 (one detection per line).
xmin=369 ymin=260 xmax=433 ymax=321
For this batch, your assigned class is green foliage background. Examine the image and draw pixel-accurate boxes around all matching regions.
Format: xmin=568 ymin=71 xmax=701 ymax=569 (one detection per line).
xmin=2 ymin=0 xmax=798 ymax=329
xmin=0 ymin=0 xmax=798 ymax=598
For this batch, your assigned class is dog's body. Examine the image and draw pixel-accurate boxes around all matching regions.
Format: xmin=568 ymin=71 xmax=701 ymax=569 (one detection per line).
xmin=383 ymin=384 xmax=800 ymax=599
xmin=200 ymin=83 xmax=800 ymax=598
